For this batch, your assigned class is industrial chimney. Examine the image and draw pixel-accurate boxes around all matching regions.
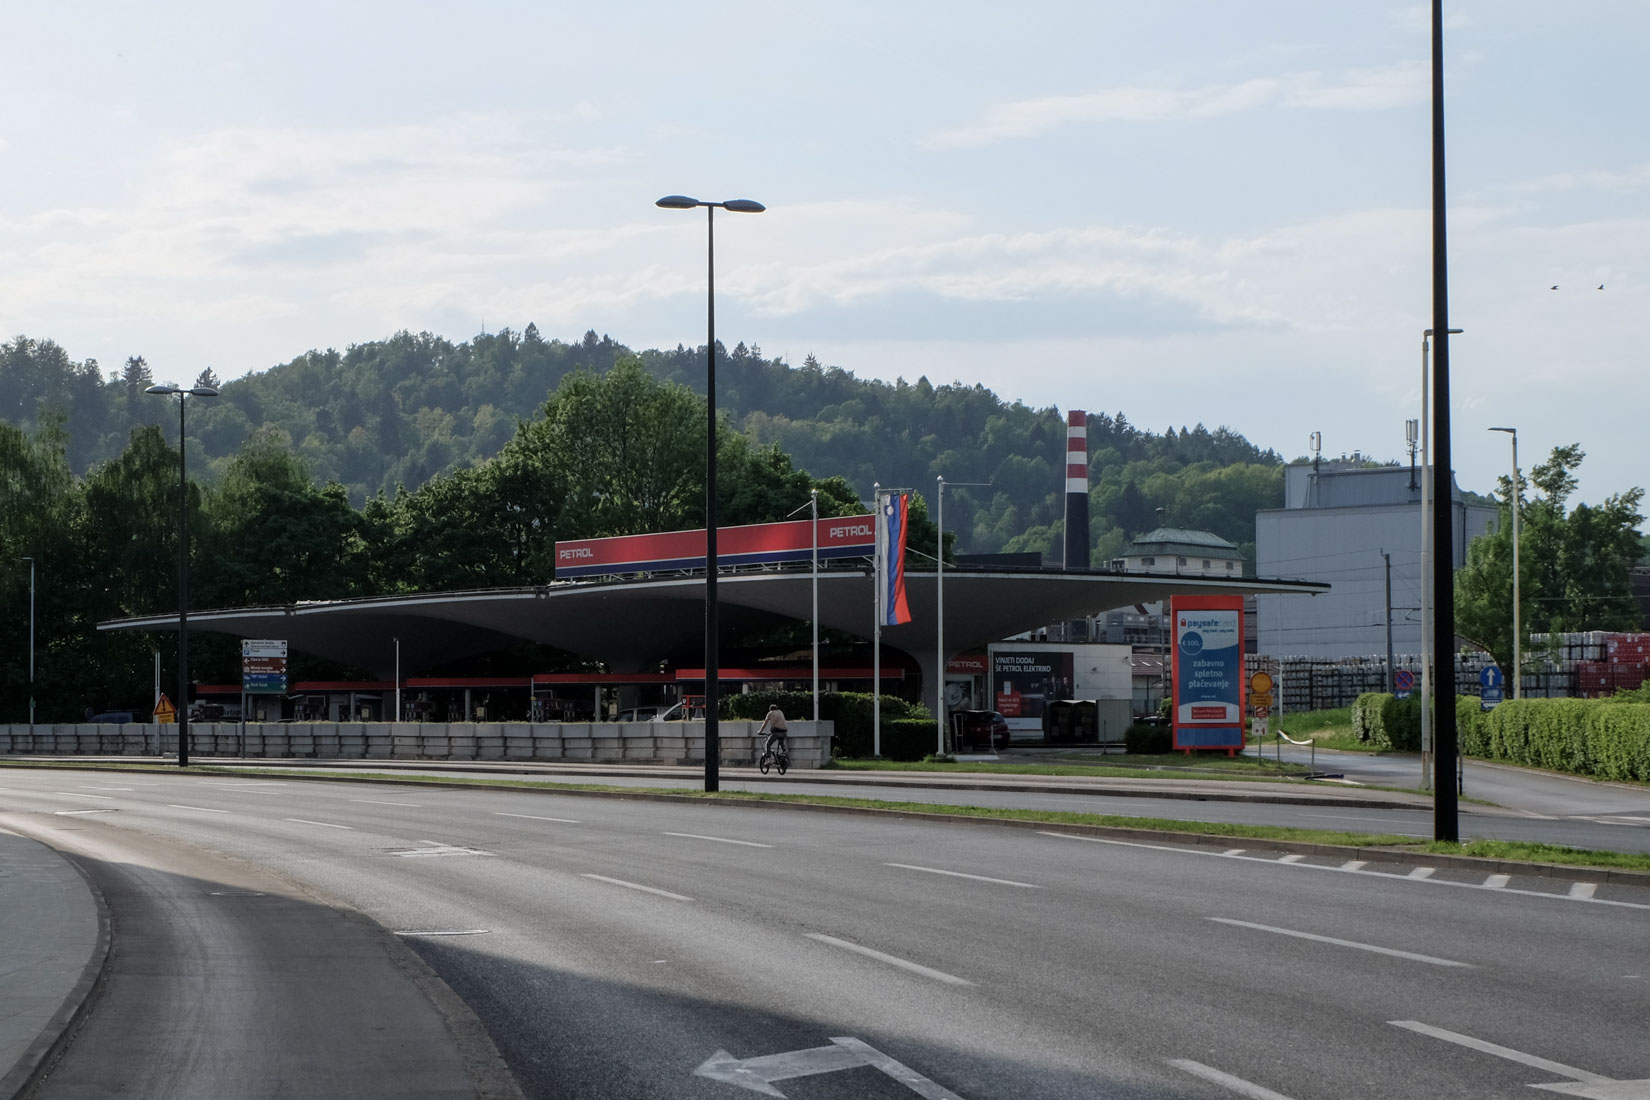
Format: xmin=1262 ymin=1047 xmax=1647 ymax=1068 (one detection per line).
xmin=1063 ymin=409 xmax=1089 ymax=570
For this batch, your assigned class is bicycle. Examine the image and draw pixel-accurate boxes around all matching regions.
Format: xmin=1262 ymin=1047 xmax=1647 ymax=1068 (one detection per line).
xmin=757 ymin=736 xmax=789 ymax=775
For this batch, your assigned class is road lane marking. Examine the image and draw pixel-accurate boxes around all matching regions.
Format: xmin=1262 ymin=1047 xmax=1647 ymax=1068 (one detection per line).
xmin=1484 ymin=874 xmax=1511 ymax=889
xmin=351 ymin=799 xmax=424 ymax=807
xmin=1208 ymin=918 xmax=1471 ymax=967
xmin=1223 ymin=849 xmax=1246 ymax=856
xmin=1039 ymin=833 xmax=1650 ymax=909
xmin=1569 ymin=883 xmax=1599 ymax=899
xmin=391 ymin=842 xmax=494 ymax=858
xmin=495 ymin=812 xmax=581 ymax=823
xmin=1169 ymin=1059 xmax=1299 ymax=1099
xmin=696 ymin=1037 xmax=965 ymax=1098
xmin=80 ymin=786 xmax=134 ymax=791
xmin=168 ymin=804 xmax=231 ymax=814
xmin=284 ymin=818 xmax=354 ymax=830
xmin=1278 ymin=854 xmax=1305 ymax=863
xmin=53 ymin=792 xmax=115 ymax=800
xmin=394 ymin=929 xmax=491 ymax=937
xmin=1339 ymin=860 xmax=1368 ymax=871
xmin=1390 ymin=1021 xmax=1611 ymax=1084
xmin=210 ymin=783 xmax=287 ymax=791
xmin=580 ymin=874 xmax=692 ymax=901
xmin=54 ymin=809 xmax=115 ymax=816
xmin=883 ymin=863 xmax=1044 ymax=889
xmin=664 ymin=832 xmax=773 ymax=848
xmin=804 ymin=933 xmax=973 ymax=986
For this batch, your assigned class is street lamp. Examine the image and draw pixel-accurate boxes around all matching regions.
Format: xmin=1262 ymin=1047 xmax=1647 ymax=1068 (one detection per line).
xmin=656 ymin=194 xmax=765 ymax=791
xmin=935 ymin=476 xmax=988 ymax=755
xmin=1419 ymin=326 xmax=1462 ymax=792
xmin=146 ymin=381 xmax=219 ymax=766
xmin=1489 ymin=426 xmax=1520 ymax=699
xmin=20 ymin=556 xmax=34 ymax=728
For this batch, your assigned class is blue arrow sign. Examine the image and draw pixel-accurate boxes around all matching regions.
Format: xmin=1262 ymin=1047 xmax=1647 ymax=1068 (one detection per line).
xmin=1480 ymin=666 xmax=1503 ymax=690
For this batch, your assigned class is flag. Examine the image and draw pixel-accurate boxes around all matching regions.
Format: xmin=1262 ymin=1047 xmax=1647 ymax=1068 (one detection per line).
xmin=881 ymin=491 xmax=912 ymax=626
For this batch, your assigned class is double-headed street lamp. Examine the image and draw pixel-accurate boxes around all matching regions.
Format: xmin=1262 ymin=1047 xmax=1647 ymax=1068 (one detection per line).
xmin=145 ymin=381 xmax=219 ymax=766
xmin=656 ymin=194 xmax=765 ymax=792
xmin=1489 ymin=426 xmax=1520 ymax=699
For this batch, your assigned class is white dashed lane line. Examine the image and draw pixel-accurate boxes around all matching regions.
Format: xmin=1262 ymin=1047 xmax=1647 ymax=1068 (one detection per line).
xmin=496 ymin=812 xmax=581 ymax=823
xmin=168 ymin=804 xmax=231 ymax=814
xmin=883 ymin=863 xmax=1044 ymax=889
xmin=284 ymin=818 xmax=354 ymax=830
xmin=1208 ymin=918 xmax=1472 ymax=968
xmin=1169 ymin=1059 xmax=1299 ymax=1100
xmin=663 ymin=832 xmax=773 ymax=848
xmin=804 ymin=933 xmax=974 ymax=987
xmin=579 ymin=874 xmax=692 ymax=901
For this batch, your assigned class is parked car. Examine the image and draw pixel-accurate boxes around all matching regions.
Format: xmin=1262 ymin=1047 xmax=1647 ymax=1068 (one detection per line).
xmin=951 ymin=709 xmax=1011 ymax=752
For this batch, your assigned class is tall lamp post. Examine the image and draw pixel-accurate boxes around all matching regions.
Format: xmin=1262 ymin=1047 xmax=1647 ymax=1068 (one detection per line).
xmin=1419 ymin=326 xmax=1461 ymax=791
xmin=656 ymin=194 xmax=765 ymax=792
xmin=1488 ymin=426 xmax=1520 ymax=699
xmin=935 ymin=476 xmax=988 ymax=754
xmin=146 ymin=381 xmax=219 ymax=766
xmin=20 ymin=556 xmax=34 ymax=728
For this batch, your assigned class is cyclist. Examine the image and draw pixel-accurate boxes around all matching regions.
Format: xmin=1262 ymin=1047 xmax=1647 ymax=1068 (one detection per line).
xmin=756 ymin=704 xmax=789 ymax=763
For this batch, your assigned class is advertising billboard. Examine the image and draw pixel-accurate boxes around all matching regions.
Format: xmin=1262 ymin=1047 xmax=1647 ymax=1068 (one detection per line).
xmin=992 ymin=649 xmax=1075 ymax=733
xmin=1170 ymin=595 xmax=1245 ymax=752
xmin=554 ymin=515 xmax=876 ymax=579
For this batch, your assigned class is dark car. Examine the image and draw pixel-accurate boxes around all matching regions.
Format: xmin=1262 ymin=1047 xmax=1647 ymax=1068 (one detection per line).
xmin=951 ymin=709 xmax=1011 ymax=752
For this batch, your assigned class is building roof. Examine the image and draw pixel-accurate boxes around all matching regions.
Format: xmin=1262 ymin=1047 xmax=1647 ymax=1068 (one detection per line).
xmin=1126 ymin=527 xmax=1243 ymax=559
xmin=101 ymin=566 xmax=1323 ymax=679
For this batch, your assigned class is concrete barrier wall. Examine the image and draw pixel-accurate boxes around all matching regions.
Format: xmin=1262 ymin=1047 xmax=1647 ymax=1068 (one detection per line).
xmin=0 ymin=721 xmax=832 ymax=769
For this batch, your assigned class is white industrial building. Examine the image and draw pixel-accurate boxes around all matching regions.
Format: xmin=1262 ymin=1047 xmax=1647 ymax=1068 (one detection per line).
xmin=1254 ymin=461 xmax=1497 ymax=658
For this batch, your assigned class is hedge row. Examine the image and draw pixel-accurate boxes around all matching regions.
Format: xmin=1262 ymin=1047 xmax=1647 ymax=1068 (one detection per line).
xmin=1351 ymin=692 xmax=1650 ymax=781
xmin=720 ymin=691 xmax=932 ymax=758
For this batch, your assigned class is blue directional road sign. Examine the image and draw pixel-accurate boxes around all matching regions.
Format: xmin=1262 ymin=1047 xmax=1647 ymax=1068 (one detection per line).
xmin=1480 ymin=665 xmax=1504 ymax=710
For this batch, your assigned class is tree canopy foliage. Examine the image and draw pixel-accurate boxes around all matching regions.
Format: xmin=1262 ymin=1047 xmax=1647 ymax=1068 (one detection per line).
xmin=1456 ymin=444 xmax=1646 ymax=675
xmin=2 ymin=328 xmax=1284 ymax=566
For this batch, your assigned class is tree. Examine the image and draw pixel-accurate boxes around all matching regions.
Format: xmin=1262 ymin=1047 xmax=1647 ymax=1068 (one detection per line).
xmin=1456 ymin=444 xmax=1644 ymax=675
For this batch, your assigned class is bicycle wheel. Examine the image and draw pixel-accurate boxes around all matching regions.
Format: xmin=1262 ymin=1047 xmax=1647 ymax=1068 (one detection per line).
xmin=758 ymin=751 xmax=772 ymax=775
xmin=775 ymin=752 xmax=787 ymax=776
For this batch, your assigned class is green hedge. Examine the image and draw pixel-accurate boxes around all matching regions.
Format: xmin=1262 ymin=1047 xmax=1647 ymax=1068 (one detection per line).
xmin=1350 ymin=692 xmax=1422 ymax=751
xmin=721 ymin=690 xmax=931 ymax=758
xmin=1124 ymin=722 xmax=1173 ymax=754
xmin=1353 ymin=691 xmax=1650 ymax=781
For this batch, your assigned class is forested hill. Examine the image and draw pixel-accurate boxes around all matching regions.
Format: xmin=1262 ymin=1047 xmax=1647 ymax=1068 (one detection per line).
xmin=1 ymin=328 xmax=1285 ymax=562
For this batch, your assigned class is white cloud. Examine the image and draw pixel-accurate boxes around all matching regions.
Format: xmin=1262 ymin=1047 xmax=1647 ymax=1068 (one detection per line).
xmin=923 ymin=63 xmax=1426 ymax=149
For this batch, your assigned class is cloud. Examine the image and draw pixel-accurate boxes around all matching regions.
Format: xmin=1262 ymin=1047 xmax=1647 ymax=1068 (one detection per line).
xmin=923 ymin=63 xmax=1426 ymax=149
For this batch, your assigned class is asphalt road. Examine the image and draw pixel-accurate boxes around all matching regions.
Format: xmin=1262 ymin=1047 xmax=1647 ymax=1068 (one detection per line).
xmin=209 ymin=750 xmax=1650 ymax=855
xmin=4 ymin=768 xmax=1649 ymax=1099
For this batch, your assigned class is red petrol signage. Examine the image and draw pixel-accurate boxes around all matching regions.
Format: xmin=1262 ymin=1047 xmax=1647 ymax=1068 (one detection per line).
xmin=555 ymin=516 xmax=876 ymax=578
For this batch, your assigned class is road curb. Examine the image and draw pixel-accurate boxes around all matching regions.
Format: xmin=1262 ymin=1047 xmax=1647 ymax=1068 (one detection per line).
xmin=0 ymin=841 xmax=112 ymax=1100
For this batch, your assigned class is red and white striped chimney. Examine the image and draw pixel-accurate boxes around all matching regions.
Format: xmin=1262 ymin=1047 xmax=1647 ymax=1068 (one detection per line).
xmin=1063 ymin=409 xmax=1089 ymax=570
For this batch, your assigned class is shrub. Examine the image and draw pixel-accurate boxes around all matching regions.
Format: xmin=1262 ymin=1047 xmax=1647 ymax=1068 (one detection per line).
xmin=880 ymin=719 xmax=941 ymax=761
xmin=1124 ymin=722 xmax=1173 ymax=754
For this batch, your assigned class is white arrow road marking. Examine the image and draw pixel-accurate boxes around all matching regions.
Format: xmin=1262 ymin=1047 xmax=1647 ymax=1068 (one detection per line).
xmin=694 ymin=1037 xmax=964 ymax=1098
xmin=1169 ymin=1059 xmax=1299 ymax=1099
xmin=1209 ymin=919 xmax=1471 ymax=967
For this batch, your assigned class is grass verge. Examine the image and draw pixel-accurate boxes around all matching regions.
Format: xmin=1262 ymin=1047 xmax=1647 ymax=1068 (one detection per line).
xmin=828 ymin=756 xmax=1312 ymax=780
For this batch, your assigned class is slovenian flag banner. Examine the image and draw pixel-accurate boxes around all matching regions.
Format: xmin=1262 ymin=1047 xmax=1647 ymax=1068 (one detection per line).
xmin=881 ymin=492 xmax=912 ymax=626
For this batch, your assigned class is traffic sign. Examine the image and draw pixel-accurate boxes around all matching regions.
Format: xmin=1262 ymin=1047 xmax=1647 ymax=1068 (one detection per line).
xmin=1250 ymin=672 xmax=1273 ymax=694
xmin=1253 ymin=705 xmax=1271 ymax=718
xmin=153 ymin=694 xmax=176 ymax=724
xmin=1481 ymin=686 xmax=1504 ymax=710
xmin=1394 ymin=669 xmax=1415 ymax=692
xmin=1480 ymin=666 xmax=1503 ymax=690
xmin=1250 ymin=692 xmax=1273 ymax=709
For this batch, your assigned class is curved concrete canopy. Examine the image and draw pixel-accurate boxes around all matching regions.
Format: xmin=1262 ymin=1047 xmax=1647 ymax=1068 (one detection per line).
xmin=100 ymin=566 xmax=1327 ymax=681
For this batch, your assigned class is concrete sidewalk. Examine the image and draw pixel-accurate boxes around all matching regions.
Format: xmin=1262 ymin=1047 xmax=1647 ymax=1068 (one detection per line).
xmin=0 ymin=829 xmax=106 ymax=1100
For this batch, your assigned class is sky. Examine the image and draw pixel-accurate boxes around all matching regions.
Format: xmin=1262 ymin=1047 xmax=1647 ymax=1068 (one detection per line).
xmin=2 ymin=1 xmax=1646 ymax=510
